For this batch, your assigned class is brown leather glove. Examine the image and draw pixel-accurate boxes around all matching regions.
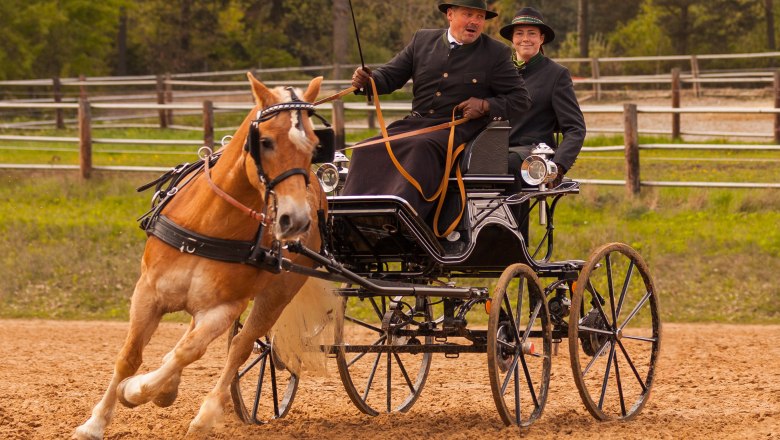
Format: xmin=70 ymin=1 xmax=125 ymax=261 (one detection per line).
xmin=351 ymin=66 xmax=372 ymax=90
xmin=550 ymin=162 xmax=566 ymax=188
xmin=454 ymin=97 xmax=489 ymax=120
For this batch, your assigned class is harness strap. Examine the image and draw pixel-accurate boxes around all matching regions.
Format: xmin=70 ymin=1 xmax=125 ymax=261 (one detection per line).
xmin=203 ymin=151 xmax=268 ymax=224
xmin=148 ymin=215 xmax=256 ymax=263
xmin=366 ymin=77 xmax=468 ymax=238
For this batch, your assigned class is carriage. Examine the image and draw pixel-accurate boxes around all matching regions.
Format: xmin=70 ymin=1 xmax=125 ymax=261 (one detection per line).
xmin=228 ymin=120 xmax=661 ymax=427
xmin=74 ymin=76 xmax=659 ymax=439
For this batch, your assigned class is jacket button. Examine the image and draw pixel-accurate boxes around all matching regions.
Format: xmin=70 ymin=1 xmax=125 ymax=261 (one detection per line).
xmin=435 ymin=91 xmax=441 ymax=97
xmin=443 ymin=73 xmax=449 ymax=78
xmin=472 ymin=78 xmax=477 ymax=83
xmin=428 ymin=109 xmax=435 ymax=114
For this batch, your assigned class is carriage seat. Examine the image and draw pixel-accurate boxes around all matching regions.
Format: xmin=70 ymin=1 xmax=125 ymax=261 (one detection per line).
xmin=459 ymin=120 xmax=510 ymax=176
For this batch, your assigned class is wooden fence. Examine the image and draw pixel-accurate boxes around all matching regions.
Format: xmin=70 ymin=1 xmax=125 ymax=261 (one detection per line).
xmin=1 ymin=100 xmax=779 ymax=193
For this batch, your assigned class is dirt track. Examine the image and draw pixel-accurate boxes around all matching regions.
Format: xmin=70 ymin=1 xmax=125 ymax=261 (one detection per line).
xmin=0 ymin=320 xmax=778 ymax=439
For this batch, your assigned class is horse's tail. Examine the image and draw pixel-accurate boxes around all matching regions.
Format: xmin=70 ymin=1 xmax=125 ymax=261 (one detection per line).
xmin=267 ymin=278 xmax=342 ymax=377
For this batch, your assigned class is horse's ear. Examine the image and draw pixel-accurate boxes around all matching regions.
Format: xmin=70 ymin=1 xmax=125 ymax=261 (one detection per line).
xmin=303 ymin=76 xmax=323 ymax=103
xmin=247 ymin=72 xmax=274 ymax=107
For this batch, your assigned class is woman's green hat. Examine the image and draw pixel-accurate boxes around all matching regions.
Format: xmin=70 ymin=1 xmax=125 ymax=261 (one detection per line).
xmin=438 ymin=0 xmax=498 ymax=20
xmin=499 ymin=7 xmax=555 ymax=43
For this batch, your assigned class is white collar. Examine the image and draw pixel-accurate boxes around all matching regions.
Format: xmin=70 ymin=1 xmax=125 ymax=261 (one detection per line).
xmin=447 ymin=29 xmax=462 ymax=45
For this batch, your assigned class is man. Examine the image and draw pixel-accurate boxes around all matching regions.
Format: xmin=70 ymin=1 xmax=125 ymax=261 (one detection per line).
xmin=342 ymin=0 xmax=531 ymax=221
xmin=500 ymin=6 xmax=586 ymax=188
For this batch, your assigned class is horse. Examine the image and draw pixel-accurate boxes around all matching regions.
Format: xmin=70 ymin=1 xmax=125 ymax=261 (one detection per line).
xmin=73 ymin=73 xmax=331 ymax=439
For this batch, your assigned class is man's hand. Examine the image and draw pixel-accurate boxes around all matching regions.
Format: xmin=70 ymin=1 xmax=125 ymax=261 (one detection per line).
xmin=351 ymin=66 xmax=372 ymax=90
xmin=454 ymin=97 xmax=489 ymax=120
xmin=550 ymin=162 xmax=566 ymax=188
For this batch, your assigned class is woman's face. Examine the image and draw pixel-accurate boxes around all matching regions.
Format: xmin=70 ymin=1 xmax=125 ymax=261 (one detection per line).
xmin=512 ymin=25 xmax=545 ymax=62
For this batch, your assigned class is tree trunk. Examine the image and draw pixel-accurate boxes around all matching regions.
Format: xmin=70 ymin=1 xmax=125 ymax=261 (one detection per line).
xmin=333 ymin=0 xmax=349 ymax=80
xmin=116 ymin=7 xmax=127 ymax=75
xmin=578 ymin=0 xmax=588 ymax=57
xmin=767 ymin=0 xmax=776 ymax=51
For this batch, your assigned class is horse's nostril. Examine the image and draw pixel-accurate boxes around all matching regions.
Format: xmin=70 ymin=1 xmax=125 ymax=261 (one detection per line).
xmin=278 ymin=214 xmax=292 ymax=231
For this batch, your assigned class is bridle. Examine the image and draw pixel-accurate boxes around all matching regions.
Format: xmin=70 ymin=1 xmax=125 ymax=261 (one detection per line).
xmin=198 ymin=87 xmax=327 ymax=231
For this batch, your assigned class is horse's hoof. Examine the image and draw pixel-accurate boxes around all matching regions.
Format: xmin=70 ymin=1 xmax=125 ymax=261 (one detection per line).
xmin=72 ymin=425 xmax=101 ymax=440
xmin=153 ymin=388 xmax=179 ymax=408
xmin=116 ymin=377 xmax=140 ymax=409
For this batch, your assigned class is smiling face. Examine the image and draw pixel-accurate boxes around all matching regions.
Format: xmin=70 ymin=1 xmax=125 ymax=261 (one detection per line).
xmin=512 ymin=25 xmax=545 ymax=62
xmin=447 ymin=6 xmax=486 ymax=45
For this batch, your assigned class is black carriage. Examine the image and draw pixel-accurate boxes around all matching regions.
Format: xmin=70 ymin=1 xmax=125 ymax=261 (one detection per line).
xmin=230 ymin=122 xmax=661 ymax=427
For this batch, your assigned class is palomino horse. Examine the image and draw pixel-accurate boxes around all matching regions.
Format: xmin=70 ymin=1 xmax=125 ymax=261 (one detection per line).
xmin=73 ymin=73 xmax=328 ymax=439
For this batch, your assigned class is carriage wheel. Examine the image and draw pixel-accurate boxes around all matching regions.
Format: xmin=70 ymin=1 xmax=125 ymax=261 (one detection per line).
xmin=335 ymin=293 xmax=433 ymax=416
xmin=229 ymin=319 xmax=299 ymax=424
xmin=487 ymin=263 xmax=552 ymax=427
xmin=569 ymin=242 xmax=661 ymax=421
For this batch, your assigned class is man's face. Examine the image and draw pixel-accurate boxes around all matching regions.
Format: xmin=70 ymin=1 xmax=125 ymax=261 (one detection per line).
xmin=512 ymin=25 xmax=545 ymax=61
xmin=447 ymin=6 xmax=486 ymax=44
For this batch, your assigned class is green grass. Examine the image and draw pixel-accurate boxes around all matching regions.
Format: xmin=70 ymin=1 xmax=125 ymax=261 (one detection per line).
xmin=0 ymin=128 xmax=778 ymax=323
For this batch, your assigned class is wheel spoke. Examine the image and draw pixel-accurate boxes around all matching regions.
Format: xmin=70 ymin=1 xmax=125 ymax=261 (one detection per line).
xmin=519 ymin=352 xmax=540 ymax=408
xmin=615 ymin=261 xmax=635 ymax=320
xmin=521 ymin=300 xmax=542 ymax=346
xmin=347 ymin=334 xmax=387 ymax=368
xmin=252 ymin=353 xmax=268 ymax=423
xmin=578 ymin=325 xmax=614 ymax=337
xmin=582 ymin=337 xmax=612 ymax=377
xmin=613 ymin=350 xmax=626 ymax=417
xmin=622 ymin=334 xmax=657 ymax=343
xmin=618 ymin=290 xmax=652 ymax=332
xmin=598 ymin=341 xmax=617 ymax=410
xmin=238 ymin=351 xmax=268 ymax=379
xmin=368 ymin=297 xmax=385 ymax=322
xmin=500 ymin=353 xmax=522 ymax=395
xmin=386 ymin=352 xmax=392 ymax=412
xmin=362 ymin=352 xmax=382 ymax=402
xmin=502 ymin=294 xmax=523 ymax=343
xmin=605 ymin=254 xmax=618 ymax=326
xmin=514 ymin=362 xmax=521 ymax=425
xmin=392 ymin=352 xmax=416 ymax=394
xmin=344 ymin=315 xmax=384 ymax=334
xmin=616 ymin=339 xmax=648 ymax=392
xmin=269 ymin=355 xmax=280 ymax=417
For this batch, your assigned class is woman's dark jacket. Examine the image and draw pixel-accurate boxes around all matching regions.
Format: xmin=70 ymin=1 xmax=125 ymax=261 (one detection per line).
xmin=508 ymin=55 xmax=585 ymax=173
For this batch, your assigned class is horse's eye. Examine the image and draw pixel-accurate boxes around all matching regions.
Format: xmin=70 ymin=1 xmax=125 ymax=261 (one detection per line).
xmin=259 ymin=137 xmax=275 ymax=150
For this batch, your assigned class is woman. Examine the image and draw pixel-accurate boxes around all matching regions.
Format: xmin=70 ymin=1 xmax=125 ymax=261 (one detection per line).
xmin=500 ymin=7 xmax=586 ymax=188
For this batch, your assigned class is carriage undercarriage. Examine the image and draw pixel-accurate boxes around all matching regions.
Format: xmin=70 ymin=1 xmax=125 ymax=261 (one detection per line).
xmin=229 ymin=123 xmax=661 ymax=428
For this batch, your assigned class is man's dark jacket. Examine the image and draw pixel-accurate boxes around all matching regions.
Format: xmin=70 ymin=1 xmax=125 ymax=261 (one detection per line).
xmin=342 ymin=29 xmax=531 ymax=220
xmin=508 ymin=55 xmax=585 ymax=173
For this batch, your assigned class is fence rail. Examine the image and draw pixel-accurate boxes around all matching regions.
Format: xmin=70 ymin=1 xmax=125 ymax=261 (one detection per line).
xmin=0 ymin=99 xmax=777 ymax=191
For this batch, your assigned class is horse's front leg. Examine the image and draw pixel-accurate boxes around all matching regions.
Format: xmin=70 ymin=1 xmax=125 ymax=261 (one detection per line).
xmin=187 ymin=277 xmax=306 ymax=437
xmin=73 ymin=278 xmax=163 ymax=440
xmin=116 ymin=300 xmax=246 ymax=411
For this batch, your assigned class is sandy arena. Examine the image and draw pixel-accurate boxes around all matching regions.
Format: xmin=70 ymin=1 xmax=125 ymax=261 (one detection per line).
xmin=0 ymin=319 xmax=777 ymax=439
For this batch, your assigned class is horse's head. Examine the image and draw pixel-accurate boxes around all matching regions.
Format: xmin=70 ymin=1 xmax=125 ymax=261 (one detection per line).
xmin=246 ymin=73 xmax=323 ymax=240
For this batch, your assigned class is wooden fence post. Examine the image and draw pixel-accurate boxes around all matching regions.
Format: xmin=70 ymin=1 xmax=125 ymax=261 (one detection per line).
xmin=774 ymin=70 xmax=780 ymax=144
xmin=690 ymin=55 xmax=701 ymax=98
xmin=591 ymin=57 xmax=601 ymax=101
xmin=333 ymin=100 xmax=345 ymax=150
xmin=156 ymin=74 xmax=168 ymax=128
xmin=79 ymin=74 xmax=87 ymax=100
xmin=624 ymin=103 xmax=640 ymax=196
xmin=53 ymin=77 xmax=65 ymax=129
xmin=203 ymin=100 xmax=214 ymax=148
xmin=78 ymin=97 xmax=92 ymax=179
xmin=671 ymin=68 xmax=681 ymax=139
xmin=165 ymin=73 xmax=174 ymax=125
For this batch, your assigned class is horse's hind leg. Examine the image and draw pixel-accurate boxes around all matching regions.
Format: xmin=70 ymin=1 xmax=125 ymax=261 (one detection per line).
xmin=73 ymin=278 xmax=163 ymax=440
xmin=150 ymin=319 xmax=196 ymax=408
xmin=116 ymin=300 xmax=247 ymax=411
xmin=187 ymin=276 xmax=307 ymax=436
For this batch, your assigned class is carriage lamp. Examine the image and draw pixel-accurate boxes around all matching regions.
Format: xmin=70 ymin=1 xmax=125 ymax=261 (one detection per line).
xmin=520 ymin=143 xmax=559 ymax=187
xmin=316 ymin=163 xmax=340 ymax=193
